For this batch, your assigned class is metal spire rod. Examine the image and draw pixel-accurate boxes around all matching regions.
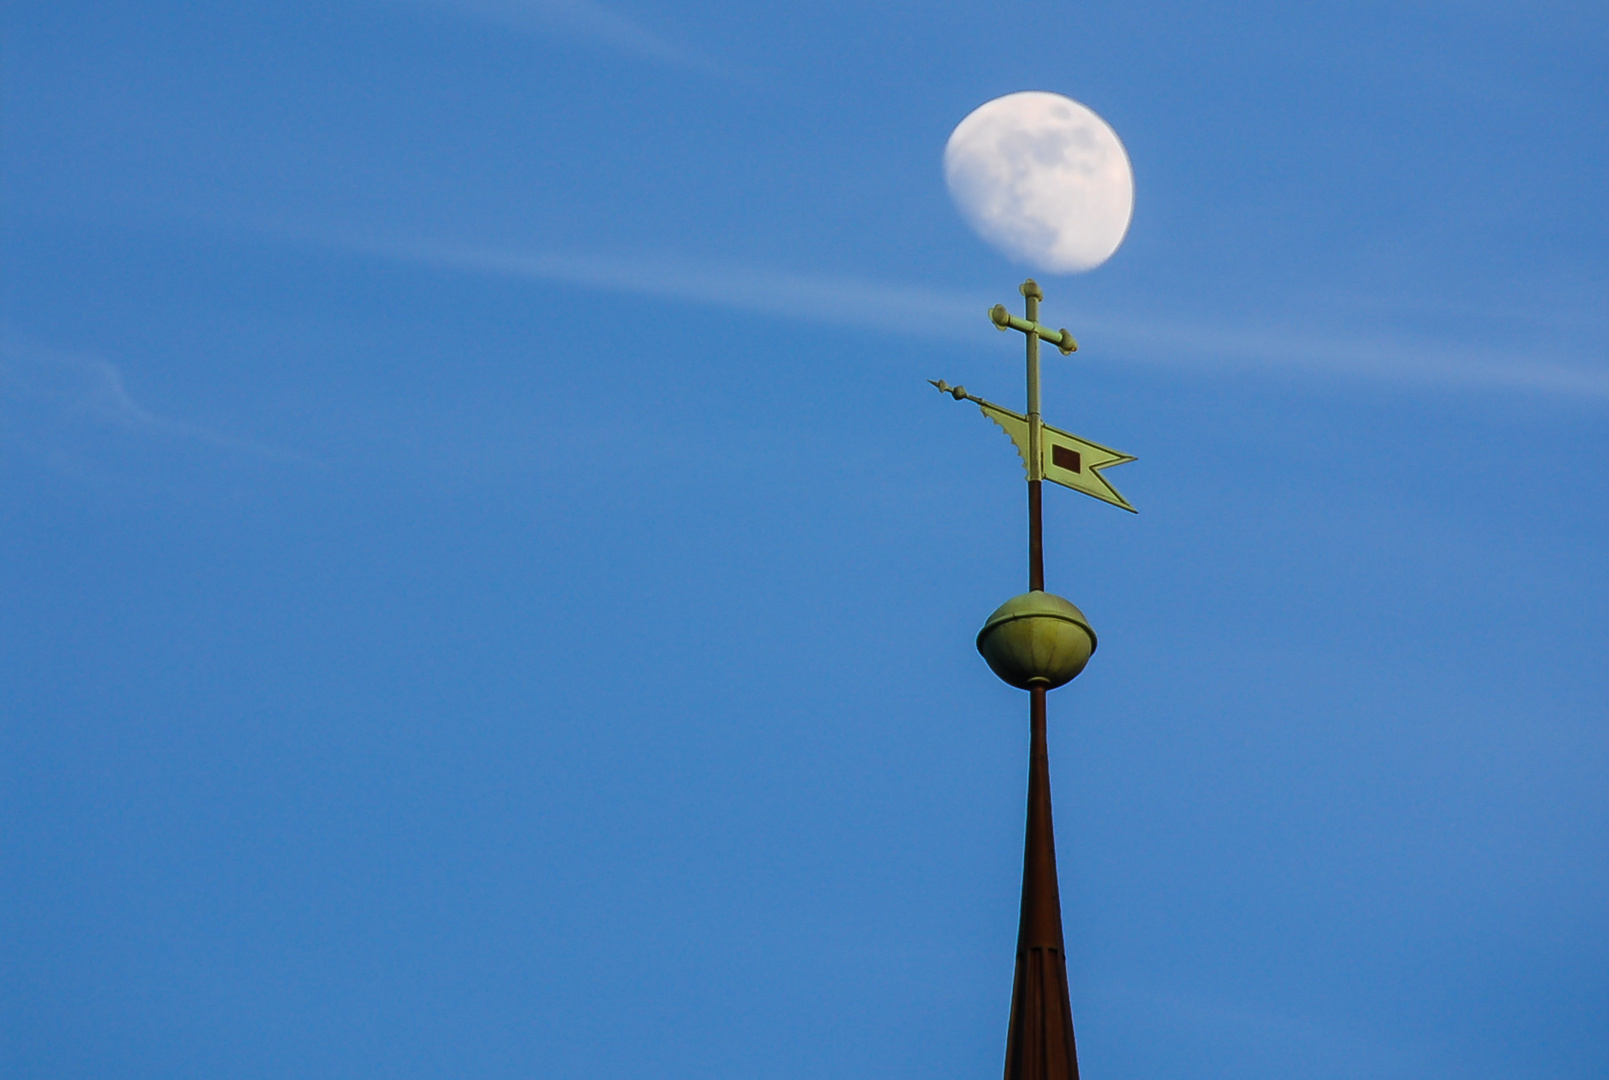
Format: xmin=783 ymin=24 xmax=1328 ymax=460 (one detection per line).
xmin=1022 ymin=280 xmax=1047 ymax=594
xmin=1001 ymin=279 xmax=1079 ymax=1080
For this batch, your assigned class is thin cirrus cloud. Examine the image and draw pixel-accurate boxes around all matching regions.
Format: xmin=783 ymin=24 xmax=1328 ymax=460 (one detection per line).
xmin=356 ymin=236 xmax=984 ymax=339
xmin=0 ymin=335 xmax=306 ymax=475
xmin=328 ymin=234 xmax=1609 ymax=404
xmin=398 ymin=0 xmax=705 ymax=69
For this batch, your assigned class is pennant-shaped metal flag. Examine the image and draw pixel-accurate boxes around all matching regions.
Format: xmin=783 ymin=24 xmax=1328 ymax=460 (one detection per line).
xmin=977 ymin=400 xmax=1137 ymax=513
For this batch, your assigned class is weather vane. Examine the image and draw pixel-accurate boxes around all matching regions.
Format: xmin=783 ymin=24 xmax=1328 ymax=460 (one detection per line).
xmin=932 ymin=278 xmax=1135 ymax=1080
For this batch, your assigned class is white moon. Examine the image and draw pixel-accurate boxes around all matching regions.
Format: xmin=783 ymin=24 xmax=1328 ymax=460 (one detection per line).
xmin=944 ymin=91 xmax=1134 ymax=273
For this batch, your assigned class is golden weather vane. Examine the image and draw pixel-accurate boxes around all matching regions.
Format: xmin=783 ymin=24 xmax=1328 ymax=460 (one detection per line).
xmin=931 ymin=281 xmax=1136 ymax=517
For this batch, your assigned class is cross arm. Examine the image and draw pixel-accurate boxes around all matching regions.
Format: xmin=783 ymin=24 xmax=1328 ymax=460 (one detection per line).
xmin=988 ymin=305 xmax=1078 ymax=355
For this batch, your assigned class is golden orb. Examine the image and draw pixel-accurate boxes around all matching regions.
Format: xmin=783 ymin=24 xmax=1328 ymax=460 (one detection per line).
xmin=976 ymin=591 xmax=1097 ymax=690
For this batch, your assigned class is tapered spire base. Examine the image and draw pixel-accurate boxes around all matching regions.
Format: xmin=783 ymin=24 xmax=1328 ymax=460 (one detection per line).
xmin=1002 ymin=686 xmax=1080 ymax=1080
xmin=1002 ymin=945 xmax=1080 ymax=1080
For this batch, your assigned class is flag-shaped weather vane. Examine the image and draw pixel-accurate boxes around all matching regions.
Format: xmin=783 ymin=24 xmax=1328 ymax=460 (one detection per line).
xmin=933 ymin=278 xmax=1135 ymax=1080
xmin=931 ymin=290 xmax=1136 ymax=516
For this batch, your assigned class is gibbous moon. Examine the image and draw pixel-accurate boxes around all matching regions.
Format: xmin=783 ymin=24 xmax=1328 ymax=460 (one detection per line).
xmin=945 ymin=92 xmax=1134 ymax=273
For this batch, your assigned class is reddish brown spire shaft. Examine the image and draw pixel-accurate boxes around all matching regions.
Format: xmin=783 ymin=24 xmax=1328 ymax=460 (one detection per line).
xmin=1028 ymin=479 xmax=1045 ymax=592
xmin=1002 ymin=686 xmax=1080 ymax=1080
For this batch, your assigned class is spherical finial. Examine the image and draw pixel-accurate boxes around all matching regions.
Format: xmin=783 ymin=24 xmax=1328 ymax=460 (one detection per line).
xmin=976 ymin=591 xmax=1096 ymax=690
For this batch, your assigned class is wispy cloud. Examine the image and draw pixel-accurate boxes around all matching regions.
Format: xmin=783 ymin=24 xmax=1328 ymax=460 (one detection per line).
xmin=400 ymin=0 xmax=706 ymax=70
xmin=1102 ymin=315 xmax=1609 ymax=401
xmin=336 ymin=235 xmax=1609 ymax=404
xmin=360 ymin=236 xmax=985 ymax=338
xmin=0 ymin=335 xmax=307 ymax=477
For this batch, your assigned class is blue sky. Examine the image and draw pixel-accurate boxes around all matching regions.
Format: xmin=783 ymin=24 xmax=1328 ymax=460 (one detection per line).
xmin=3 ymin=3 xmax=1606 ymax=1078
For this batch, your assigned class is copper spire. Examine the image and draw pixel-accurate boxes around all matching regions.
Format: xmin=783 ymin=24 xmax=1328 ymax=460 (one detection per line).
xmin=1002 ymin=686 xmax=1079 ymax=1080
